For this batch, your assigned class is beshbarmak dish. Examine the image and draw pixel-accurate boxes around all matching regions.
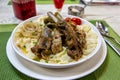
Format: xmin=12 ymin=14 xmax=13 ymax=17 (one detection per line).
xmin=11 ymin=12 xmax=101 ymax=68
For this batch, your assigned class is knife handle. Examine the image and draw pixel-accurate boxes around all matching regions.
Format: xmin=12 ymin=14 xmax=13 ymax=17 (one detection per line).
xmin=104 ymin=38 xmax=120 ymax=56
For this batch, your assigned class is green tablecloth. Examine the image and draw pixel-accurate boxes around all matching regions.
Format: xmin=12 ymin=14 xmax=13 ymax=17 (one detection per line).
xmin=0 ymin=21 xmax=120 ymax=80
xmin=8 ymin=0 xmax=79 ymax=5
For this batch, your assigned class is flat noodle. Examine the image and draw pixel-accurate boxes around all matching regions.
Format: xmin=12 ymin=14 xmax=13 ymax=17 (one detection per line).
xmin=21 ymin=21 xmax=42 ymax=38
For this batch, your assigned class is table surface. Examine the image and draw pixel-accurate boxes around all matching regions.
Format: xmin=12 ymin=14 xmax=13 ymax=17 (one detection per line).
xmin=0 ymin=0 xmax=120 ymax=80
xmin=0 ymin=0 xmax=120 ymax=36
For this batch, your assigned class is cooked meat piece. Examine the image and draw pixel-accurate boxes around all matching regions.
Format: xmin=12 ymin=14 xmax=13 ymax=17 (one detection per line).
xmin=67 ymin=49 xmax=83 ymax=61
xmin=37 ymin=36 xmax=51 ymax=49
xmin=35 ymin=26 xmax=52 ymax=50
xmin=46 ymin=22 xmax=57 ymax=29
xmin=65 ymin=23 xmax=78 ymax=47
xmin=57 ymin=25 xmax=75 ymax=49
xmin=64 ymin=23 xmax=84 ymax=59
xmin=41 ymin=49 xmax=52 ymax=60
xmin=57 ymin=21 xmax=66 ymax=29
xmin=75 ymin=28 xmax=86 ymax=49
xmin=31 ymin=26 xmax=52 ymax=58
xmin=44 ymin=16 xmax=55 ymax=24
xmin=51 ymin=29 xmax=63 ymax=54
xmin=31 ymin=45 xmax=42 ymax=59
xmin=42 ymin=26 xmax=52 ymax=37
xmin=66 ymin=39 xmax=74 ymax=49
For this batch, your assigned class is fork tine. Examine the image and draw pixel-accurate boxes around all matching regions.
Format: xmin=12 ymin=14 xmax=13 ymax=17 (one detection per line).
xmin=100 ymin=22 xmax=105 ymax=31
xmin=98 ymin=21 xmax=120 ymax=45
xmin=96 ymin=21 xmax=106 ymax=35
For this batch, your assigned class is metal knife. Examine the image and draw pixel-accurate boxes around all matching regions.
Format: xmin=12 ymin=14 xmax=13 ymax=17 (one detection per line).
xmin=104 ymin=37 xmax=120 ymax=56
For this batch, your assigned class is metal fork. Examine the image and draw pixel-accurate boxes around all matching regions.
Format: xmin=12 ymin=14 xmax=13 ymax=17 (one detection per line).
xmin=97 ymin=21 xmax=120 ymax=45
xmin=96 ymin=21 xmax=120 ymax=56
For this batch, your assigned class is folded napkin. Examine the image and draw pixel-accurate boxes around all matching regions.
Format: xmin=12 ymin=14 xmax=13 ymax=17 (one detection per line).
xmin=0 ymin=20 xmax=120 ymax=80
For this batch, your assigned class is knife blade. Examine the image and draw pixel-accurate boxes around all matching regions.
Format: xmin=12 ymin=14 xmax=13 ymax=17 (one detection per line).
xmin=104 ymin=37 xmax=120 ymax=56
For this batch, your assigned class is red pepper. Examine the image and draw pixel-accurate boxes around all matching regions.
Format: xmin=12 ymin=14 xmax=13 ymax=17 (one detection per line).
xmin=65 ymin=17 xmax=82 ymax=25
xmin=71 ymin=18 xmax=82 ymax=25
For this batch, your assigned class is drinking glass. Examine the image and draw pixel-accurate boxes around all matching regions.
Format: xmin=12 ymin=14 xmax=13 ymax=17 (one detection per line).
xmin=53 ymin=0 xmax=65 ymax=12
xmin=12 ymin=0 xmax=36 ymax=20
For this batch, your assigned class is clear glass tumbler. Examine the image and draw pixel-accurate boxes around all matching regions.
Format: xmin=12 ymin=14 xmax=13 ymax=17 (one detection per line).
xmin=53 ymin=0 xmax=65 ymax=12
xmin=12 ymin=0 xmax=36 ymax=20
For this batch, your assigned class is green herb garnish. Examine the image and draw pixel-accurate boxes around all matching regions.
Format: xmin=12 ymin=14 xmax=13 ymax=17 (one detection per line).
xmin=45 ymin=60 xmax=48 ymax=63
xmin=23 ymin=45 xmax=26 ymax=48
xmin=56 ymin=60 xmax=60 ymax=63
xmin=32 ymin=32 xmax=35 ymax=35
xmin=33 ymin=57 xmax=39 ymax=61
xmin=33 ymin=42 xmax=37 ymax=44
xmin=40 ymin=24 xmax=43 ymax=26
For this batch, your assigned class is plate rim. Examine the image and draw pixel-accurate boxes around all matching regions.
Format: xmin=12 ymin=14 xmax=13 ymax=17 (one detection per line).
xmin=6 ymin=36 xmax=107 ymax=80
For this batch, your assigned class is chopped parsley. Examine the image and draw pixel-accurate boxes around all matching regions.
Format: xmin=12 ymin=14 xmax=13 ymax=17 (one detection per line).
xmin=45 ymin=60 xmax=48 ymax=63
xmin=56 ymin=60 xmax=60 ymax=63
xmin=32 ymin=32 xmax=35 ymax=35
xmin=40 ymin=24 xmax=43 ymax=26
xmin=23 ymin=45 xmax=26 ymax=48
xmin=33 ymin=42 xmax=37 ymax=44
xmin=33 ymin=57 xmax=39 ymax=61
xmin=50 ymin=56 xmax=53 ymax=58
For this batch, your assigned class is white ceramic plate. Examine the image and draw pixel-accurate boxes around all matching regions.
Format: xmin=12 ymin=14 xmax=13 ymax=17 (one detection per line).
xmin=6 ymin=37 xmax=107 ymax=80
